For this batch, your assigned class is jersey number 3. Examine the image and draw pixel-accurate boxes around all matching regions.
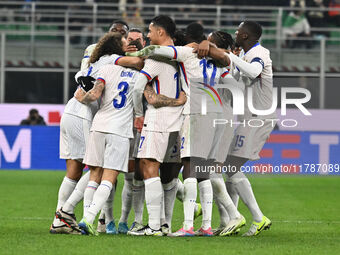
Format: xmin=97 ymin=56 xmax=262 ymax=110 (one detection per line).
xmin=113 ymin=81 xmax=129 ymax=109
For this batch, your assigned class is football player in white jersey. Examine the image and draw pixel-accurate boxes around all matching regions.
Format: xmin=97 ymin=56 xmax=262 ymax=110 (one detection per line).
xmin=74 ymin=33 xmax=141 ymax=236
xmin=53 ymin=32 xmax=143 ymax=235
xmin=193 ymin=31 xmax=251 ymax=236
xmin=128 ymin=24 xmax=245 ymax=237
xmin=87 ymin=27 xmax=145 ymax=234
xmin=227 ymin=21 xmax=274 ymax=236
xmin=199 ymin=21 xmax=274 ymax=236
xmin=51 ymin=28 xmax=127 ymax=234
xmin=129 ymin=15 xmax=185 ymax=236
xmin=118 ymin=28 xmax=147 ymax=234
xmin=51 ymin=20 xmax=131 ymax=235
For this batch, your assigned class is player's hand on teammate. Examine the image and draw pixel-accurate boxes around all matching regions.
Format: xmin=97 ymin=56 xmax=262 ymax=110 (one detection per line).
xmin=193 ymin=40 xmax=210 ymax=59
xmin=74 ymin=87 xmax=86 ymax=103
xmin=125 ymin=44 xmax=138 ymax=53
xmin=186 ymin=42 xmax=198 ymax=49
xmin=126 ymin=45 xmax=160 ymax=57
xmin=134 ymin=116 xmax=144 ymax=133
xmin=232 ymin=47 xmax=242 ymax=56
xmin=177 ymin=91 xmax=187 ymax=105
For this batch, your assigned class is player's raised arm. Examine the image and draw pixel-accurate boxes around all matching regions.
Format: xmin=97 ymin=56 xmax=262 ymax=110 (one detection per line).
xmin=75 ymin=78 xmax=105 ymax=104
xmin=195 ymin=40 xmax=231 ymax=66
xmin=116 ymin=56 xmax=145 ymax=71
xmin=126 ymin=45 xmax=175 ymax=59
xmin=196 ymin=37 xmax=262 ymax=80
xmin=143 ymin=84 xmax=186 ymax=108
xmin=226 ymin=52 xmax=263 ymax=80
xmin=209 ymin=47 xmax=232 ymax=67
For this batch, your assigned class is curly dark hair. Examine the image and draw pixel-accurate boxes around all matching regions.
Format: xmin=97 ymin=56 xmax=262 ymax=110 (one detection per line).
xmin=210 ymin=31 xmax=235 ymax=50
xmin=89 ymin=32 xmax=125 ymax=66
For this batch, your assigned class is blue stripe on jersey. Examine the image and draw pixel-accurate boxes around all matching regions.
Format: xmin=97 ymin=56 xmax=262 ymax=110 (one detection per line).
xmin=86 ymin=66 xmax=93 ymax=76
xmin=174 ymin=72 xmax=180 ymax=99
xmin=251 ymin=57 xmax=264 ymax=69
xmin=155 ymin=77 xmax=160 ymax=94
xmin=168 ymin=45 xmax=177 ymax=59
xmin=83 ymin=56 xmax=90 ymax=58
xmin=140 ymin=70 xmax=152 ymax=81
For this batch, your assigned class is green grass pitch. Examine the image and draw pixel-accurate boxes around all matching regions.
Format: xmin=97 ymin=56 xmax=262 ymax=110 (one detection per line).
xmin=0 ymin=170 xmax=340 ymax=255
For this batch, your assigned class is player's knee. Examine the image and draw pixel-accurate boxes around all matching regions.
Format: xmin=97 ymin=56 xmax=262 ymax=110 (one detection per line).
xmin=65 ymin=159 xmax=84 ymax=181
xmin=128 ymin=160 xmax=135 ymax=172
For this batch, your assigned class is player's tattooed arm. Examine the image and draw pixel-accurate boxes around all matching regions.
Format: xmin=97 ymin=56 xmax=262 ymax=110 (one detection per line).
xmin=75 ymin=80 xmax=105 ymax=104
xmin=144 ymin=84 xmax=186 ymax=108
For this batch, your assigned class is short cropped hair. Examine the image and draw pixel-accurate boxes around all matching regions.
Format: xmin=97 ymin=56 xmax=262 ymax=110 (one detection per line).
xmin=151 ymin=15 xmax=176 ymax=38
xmin=242 ymin=21 xmax=262 ymax=40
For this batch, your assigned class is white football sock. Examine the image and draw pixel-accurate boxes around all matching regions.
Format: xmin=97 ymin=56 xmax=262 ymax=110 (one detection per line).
xmin=53 ymin=176 xmax=77 ymax=226
xmin=214 ymin=195 xmax=230 ymax=227
xmin=225 ymin=179 xmax=239 ymax=207
xmin=85 ymin=180 xmax=113 ymax=224
xmin=132 ymin=179 xmax=145 ymax=224
xmin=63 ymin=171 xmax=90 ymax=214
xmin=210 ymin=173 xmax=240 ymax=220
xmin=183 ymin=178 xmax=197 ymax=230
xmin=160 ymin=191 xmax=166 ymax=226
xmin=198 ymin=180 xmax=213 ymax=230
xmin=119 ymin=172 xmax=133 ymax=223
xmin=178 ymin=178 xmax=202 ymax=219
xmin=144 ymin=177 xmax=163 ymax=230
xmin=102 ymin=185 xmax=115 ymax=224
xmin=230 ymin=172 xmax=263 ymax=222
xmin=83 ymin=180 xmax=99 ymax=217
xmin=178 ymin=178 xmax=200 ymax=214
xmin=162 ymin=178 xmax=178 ymax=228
xmin=176 ymin=178 xmax=184 ymax=202
xmin=56 ymin=176 xmax=77 ymax=210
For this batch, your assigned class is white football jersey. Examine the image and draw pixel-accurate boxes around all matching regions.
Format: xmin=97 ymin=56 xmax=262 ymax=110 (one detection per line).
xmin=91 ymin=64 xmax=140 ymax=138
xmin=80 ymin=43 xmax=96 ymax=71
xmin=64 ymin=54 xmax=121 ymax=121
xmin=218 ymin=68 xmax=236 ymax=112
xmin=170 ymin=46 xmax=227 ymax=114
xmin=233 ymin=43 xmax=275 ymax=119
xmin=140 ymin=58 xmax=183 ymax=132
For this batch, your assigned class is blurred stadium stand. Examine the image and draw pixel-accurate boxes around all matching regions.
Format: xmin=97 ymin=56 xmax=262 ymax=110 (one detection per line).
xmin=0 ymin=1 xmax=340 ymax=108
